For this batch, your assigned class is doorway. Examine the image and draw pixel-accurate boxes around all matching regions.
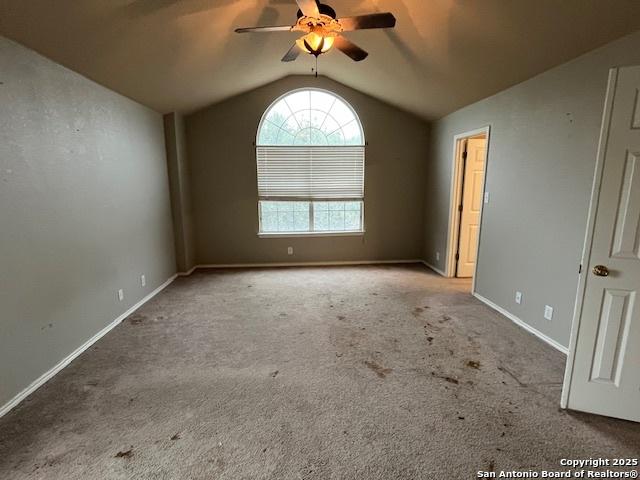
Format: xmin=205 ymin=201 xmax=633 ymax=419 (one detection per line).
xmin=446 ymin=127 xmax=490 ymax=288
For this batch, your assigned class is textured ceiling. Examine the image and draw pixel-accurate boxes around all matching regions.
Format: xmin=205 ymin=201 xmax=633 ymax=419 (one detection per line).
xmin=2 ymin=0 xmax=640 ymax=119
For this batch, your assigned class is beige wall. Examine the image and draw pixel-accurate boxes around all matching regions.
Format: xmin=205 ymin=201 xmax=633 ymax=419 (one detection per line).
xmin=423 ymin=30 xmax=640 ymax=348
xmin=186 ymin=76 xmax=429 ymax=265
xmin=0 ymin=37 xmax=176 ymax=409
xmin=164 ymin=113 xmax=195 ymax=273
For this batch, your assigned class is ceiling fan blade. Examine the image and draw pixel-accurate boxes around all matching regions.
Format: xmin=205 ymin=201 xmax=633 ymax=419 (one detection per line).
xmin=295 ymin=0 xmax=320 ymax=17
xmin=235 ymin=25 xmax=293 ymax=33
xmin=281 ymin=44 xmax=301 ymax=62
xmin=338 ymin=12 xmax=396 ymax=31
xmin=333 ymin=36 xmax=369 ymax=62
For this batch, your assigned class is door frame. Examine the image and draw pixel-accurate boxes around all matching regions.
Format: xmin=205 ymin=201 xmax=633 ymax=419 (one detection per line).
xmin=445 ymin=126 xmax=491 ymax=293
xmin=561 ymin=68 xmax=618 ymax=409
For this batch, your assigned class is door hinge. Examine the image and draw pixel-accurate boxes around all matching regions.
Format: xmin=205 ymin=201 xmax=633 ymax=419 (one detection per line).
xmin=578 ymin=264 xmax=583 ymax=274
xmin=462 ymin=151 xmax=468 ymax=161
xmin=455 ymin=253 xmax=460 ymax=261
xmin=458 ymin=204 xmax=463 ymax=212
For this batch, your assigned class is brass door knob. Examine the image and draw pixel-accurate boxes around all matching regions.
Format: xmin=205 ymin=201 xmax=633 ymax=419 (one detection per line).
xmin=592 ymin=265 xmax=610 ymax=277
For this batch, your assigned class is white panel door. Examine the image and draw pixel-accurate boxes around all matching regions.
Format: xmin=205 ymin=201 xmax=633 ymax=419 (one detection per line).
xmin=565 ymin=66 xmax=640 ymax=422
xmin=457 ymin=137 xmax=486 ymax=278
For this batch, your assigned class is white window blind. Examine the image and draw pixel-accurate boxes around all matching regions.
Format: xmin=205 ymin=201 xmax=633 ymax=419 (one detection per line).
xmin=257 ymin=146 xmax=365 ymax=200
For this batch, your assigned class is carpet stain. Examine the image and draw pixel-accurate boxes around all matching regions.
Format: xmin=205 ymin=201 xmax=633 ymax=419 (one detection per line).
xmin=129 ymin=314 xmax=146 ymax=325
xmin=498 ymin=365 xmax=527 ymax=387
xmin=431 ymin=372 xmax=459 ymax=384
xmin=337 ymin=315 xmax=346 ymax=321
xmin=271 ymin=370 xmax=279 ymax=378
xmin=412 ymin=307 xmax=424 ymax=317
xmin=467 ymin=360 xmax=481 ymax=369
xmin=115 ymin=448 xmax=133 ymax=459
xmin=170 ymin=433 xmax=181 ymax=441
xmin=364 ymin=360 xmax=392 ymax=378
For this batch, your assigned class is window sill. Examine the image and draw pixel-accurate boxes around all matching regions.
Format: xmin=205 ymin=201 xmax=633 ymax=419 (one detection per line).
xmin=258 ymin=231 xmax=365 ymax=239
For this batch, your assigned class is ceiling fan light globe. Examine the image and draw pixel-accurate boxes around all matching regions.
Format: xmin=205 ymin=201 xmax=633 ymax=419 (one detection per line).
xmin=321 ymin=35 xmax=334 ymax=52
xmin=296 ymin=32 xmax=334 ymax=56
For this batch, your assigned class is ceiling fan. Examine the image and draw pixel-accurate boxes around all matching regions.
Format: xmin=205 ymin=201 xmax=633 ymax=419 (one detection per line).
xmin=235 ymin=0 xmax=396 ymax=62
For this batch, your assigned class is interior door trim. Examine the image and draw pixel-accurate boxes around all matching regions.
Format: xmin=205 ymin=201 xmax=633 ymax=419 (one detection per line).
xmin=561 ymin=68 xmax=619 ymax=409
xmin=445 ymin=125 xmax=491 ymax=295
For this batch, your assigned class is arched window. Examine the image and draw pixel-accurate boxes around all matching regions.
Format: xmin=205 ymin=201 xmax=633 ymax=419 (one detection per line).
xmin=256 ymin=89 xmax=365 ymax=235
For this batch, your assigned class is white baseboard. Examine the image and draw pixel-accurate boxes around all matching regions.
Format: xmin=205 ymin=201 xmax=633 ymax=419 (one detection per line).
xmin=192 ymin=259 xmax=424 ymax=270
xmin=421 ymin=260 xmax=447 ymax=277
xmin=0 ymin=274 xmax=177 ymax=419
xmin=177 ymin=266 xmax=196 ymax=276
xmin=473 ymin=293 xmax=569 ymax=355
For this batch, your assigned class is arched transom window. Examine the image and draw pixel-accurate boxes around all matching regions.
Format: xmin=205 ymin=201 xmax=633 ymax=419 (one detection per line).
xmin=258 ymin=89 xmax=364 ymax=146
xmin=256 ymin=89 xmax=365 ymax=235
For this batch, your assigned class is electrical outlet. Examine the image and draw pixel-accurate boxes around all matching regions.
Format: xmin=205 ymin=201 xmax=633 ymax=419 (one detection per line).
xmin=436 ymin=252 xmax=440 ymax=261
xmin=287 ymin=246 xmax=294 ymax=256
xmin=515 ymin=291 xmax=523 ymax=305
xmin=117 ymin=289 xmax=124 ymax=301
xmin=140 ymin=274 xmax=146 ymax=287
xmin=544 ymin=305 xmax=554 ymax=321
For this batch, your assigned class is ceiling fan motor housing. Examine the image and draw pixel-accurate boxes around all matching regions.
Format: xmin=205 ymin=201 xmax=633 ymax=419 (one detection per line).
xmin=297 ymin=2 xmax=337 ymax=19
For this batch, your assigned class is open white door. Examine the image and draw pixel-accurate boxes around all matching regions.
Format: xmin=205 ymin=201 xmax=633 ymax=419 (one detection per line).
xmin=457 ymin=137 xmax=487 ymax=278
xmin=563 ymin=66 xmax=640 ymax=422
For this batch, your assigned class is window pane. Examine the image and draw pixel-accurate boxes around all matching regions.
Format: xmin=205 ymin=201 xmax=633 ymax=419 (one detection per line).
xmin=258 ymin=120 xmax=282 ymax=146
xmin=261 ymin=201 xmax=310 ymax=233
xmin=260 ymin=206 xmax=279 ymax=232
xmin=344 ymin=210 xmax=360 ymax=230
xmin=342 ymin=120 xmax=363 ymax=145
xmin=284 ymin=90 xmax=310 ymax=114
xmin=294 ymin=211 xmax=309 ymax=231
xmin=329 ymin=210 xmax=345 ymax=230
xmin=314 ymin=210 xmax=330 ymax=231
xmin=277 ymin=210 xmax=294 ymax=231
xmin=265 ymin=100 xmax=291 ymax=127
xmin=312 ymin=201 xmax=362 ymax=232
xmin=326 ymin=131 xmax=345 ymax=145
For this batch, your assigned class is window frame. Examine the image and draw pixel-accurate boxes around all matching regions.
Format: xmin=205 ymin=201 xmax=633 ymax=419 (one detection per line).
xmin=255 ymin=88 xmax=366 ymax=238
xmin=256 ymin=88 xmax=365 ymax=147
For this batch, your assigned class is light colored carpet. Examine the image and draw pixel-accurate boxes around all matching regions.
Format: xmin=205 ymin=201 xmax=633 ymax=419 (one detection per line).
xmin=0 ymin=265 xmax=638 ymax=479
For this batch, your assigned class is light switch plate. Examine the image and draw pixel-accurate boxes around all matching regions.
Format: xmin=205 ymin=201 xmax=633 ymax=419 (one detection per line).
xmin=141 ymin=275 xmax=146 ymax=287
xmin=515 ymin=291 xmax=523 ymax=304
xmin=117 ymin=289 xmax=124 ymax=301
xmin=287 ymin=247 xmax=294 ymax=255
xmin=544 ymin=305 xmax=554 ymax=321
xmin=436 ymin=252 xmax=440 ymax=261
xmin=484 ymin=192 xmax=490 ymax=204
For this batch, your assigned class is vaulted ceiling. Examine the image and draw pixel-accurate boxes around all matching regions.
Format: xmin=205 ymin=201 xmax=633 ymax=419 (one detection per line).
xmin=2 ymin=0 xmax=640 ymax=119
